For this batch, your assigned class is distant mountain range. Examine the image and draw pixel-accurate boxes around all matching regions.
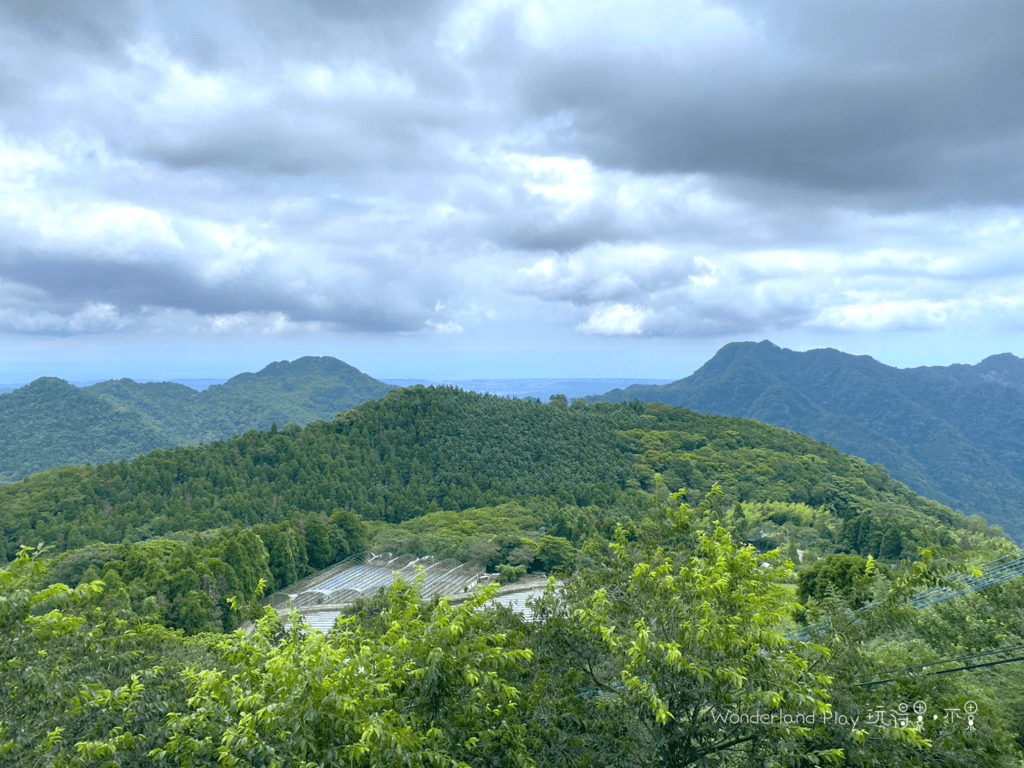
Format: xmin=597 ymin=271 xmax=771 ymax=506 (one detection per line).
xmin=591 ymin=341 xmax=1024 ymax=541
xmin=0 ymin=378 xmax=227 ymax=394
xmin=0 ymin=357 xmax=394 ymax=482
xmin=6 ymin=343 xmax=1024 ymax=542
xmin=0 ymin=361 xmax=674 ymax=483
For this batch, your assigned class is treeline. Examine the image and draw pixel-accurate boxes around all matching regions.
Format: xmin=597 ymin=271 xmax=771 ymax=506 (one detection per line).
xmin=1 ymin=388 xmax=997 ymax=569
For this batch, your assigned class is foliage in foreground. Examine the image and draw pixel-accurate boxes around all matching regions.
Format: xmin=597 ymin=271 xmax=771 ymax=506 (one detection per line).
xmin=5 ymin=490 xmax=1024 ymax=767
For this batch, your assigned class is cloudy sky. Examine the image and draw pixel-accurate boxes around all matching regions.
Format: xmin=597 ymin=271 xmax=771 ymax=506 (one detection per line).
xmin=2 ymin=0 xmax=1023 ymax=383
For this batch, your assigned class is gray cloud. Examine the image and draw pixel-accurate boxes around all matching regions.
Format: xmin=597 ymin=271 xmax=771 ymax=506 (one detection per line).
xmin=0 ymin=251 xmax=429 ymax=333
xmin=496 ymin=0 xmax=1024 ymax=208
xmin=0 ymin=0 xmax=139 ymax=54
xmin=1 ymin=0 xmax=1023 ymax=353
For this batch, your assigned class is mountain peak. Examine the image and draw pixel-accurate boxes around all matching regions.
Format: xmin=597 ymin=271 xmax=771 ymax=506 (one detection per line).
xmin=978 ymin=352 xmax=1023 ymax=367
xmin=0 ymin=355 xmax=393 ymax=481
xmin=23 ymin=377 xmax=77 ymax=391
xmin=592 ymin=341 xmax=1024 ymax=541
xmin=220 ymin=356 xmax=367 ymax=388
xmin=971 ymin=352 xmax=1024 ymax=390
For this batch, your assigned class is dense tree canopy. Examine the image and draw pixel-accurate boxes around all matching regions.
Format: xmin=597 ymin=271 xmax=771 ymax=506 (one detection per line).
xmin=5 ymin=490 xmax=1024 ymax=766
xmin=0 ymin=356 xmax=393 ymax=482
xmin=592 ymin=340 xmax=1024 ymax=542
xmin=1 ymin=387 xmax=995 ymax=569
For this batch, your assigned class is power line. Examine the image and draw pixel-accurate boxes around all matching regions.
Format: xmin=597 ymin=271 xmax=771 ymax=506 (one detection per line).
xmin=859 ymin=644 xmax=1024 ymax=688
xmin=787 ymin=551 xmax=1024 ymax=643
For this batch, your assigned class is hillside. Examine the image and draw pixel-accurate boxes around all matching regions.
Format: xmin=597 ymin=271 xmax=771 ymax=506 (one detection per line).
xmin=0 ymin=356 xmax=394 ymax=482
xmin=5 ymin=386 xmax=1024 ymax=766
xmin=0 ymin=377 xmax=175 ymax=481
xmin=383 ymin=378 xmax=674 ymax=400
xmin=592 ymin=340 xmax=1024 ymax=541
xmin=1 ymin=386 xmax=998 ymax=567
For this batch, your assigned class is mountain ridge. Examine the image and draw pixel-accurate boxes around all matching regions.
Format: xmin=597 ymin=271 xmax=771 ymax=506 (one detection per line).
xmin=1 ymin=385 xmax=993 ymax=565
xmin=0 ymin=356 xmax=395 ymax=482
xmin=591 ymin=340 xmax=1024 ymax=541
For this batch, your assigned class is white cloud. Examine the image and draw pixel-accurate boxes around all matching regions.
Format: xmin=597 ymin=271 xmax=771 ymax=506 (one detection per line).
xmin=577 ymin=303 xmax=648 ymax=335
xmin=287 ymin=60 xmax=416 ymax=101
xmin=121 ymin=41 xmax=267 ymax=121
xmin=500 ymin=152 xmax=595 ymax=206
xmin=66 ymin=302 xmax=127 ymax=332
xmin=0 ymin=302 xmax=329 ymax=337
xmin=0 ymin=130 xmax=184 ymax=259
xmin=205 ymin=311 xmax=321 ymax=335
xmin=0 ymin=135 xmax=64 ymax=182
xmin=184 ymin=221 xmax=274 ymax=281
xmin=36 ymin=201 xmax=182 ymax=255
xmin=443 ymin=0 xmax=754 ymax=56
xmin=514 ymin=243 xmax=691 ymax=303
xmin=811 ymin=299 xmax=956 ymax=331
xmin=0 ymin=302 xmax=128 ymax=334
xmin=426 ymin=319 xmax=465 ymax=334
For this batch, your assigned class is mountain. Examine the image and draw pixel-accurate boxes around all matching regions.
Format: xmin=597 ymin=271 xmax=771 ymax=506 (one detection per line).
xmin=5 ymin=386 xmax=1021 ymax=767
xmin=0 ymin=356 xmax=393 ymax=482
xmin=591 ymin=340 xmax=1024 ymax=541
xmin=0 ymin=377 xmax=175 ymax=481
xmin=1 ymin=386 xmax=995 ymax=567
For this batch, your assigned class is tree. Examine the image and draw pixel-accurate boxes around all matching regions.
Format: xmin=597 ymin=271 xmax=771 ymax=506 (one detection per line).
xmin=153 ymin=577 xmax=536 ymax=768
xmin=792 ymin=549 xmax=1024 ymax=767
xmin=798 ymin=553 xmax=880 ymax=609
xmin=0 ymin=547 xmax=193 ymax=767
xmin=526 ymin=487 xmax=841 ymax=767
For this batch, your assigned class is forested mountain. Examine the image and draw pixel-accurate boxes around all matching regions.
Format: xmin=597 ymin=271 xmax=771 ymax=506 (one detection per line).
xmin=0 ymin=356 xmax=393 ymax=482
xmin=5 ymin=385 xmax=1024 ymax=765
xmin=1 ymin=385 xmax=1004 ymax=634
xmin=0 ymin=384 xmax=1006 ymax=637
xmin=592 ymin=341 xmax=1024 ymax=542
xmin=0 ymin=377 xmax=177 ymax=482
xmin=1 ymin=385 xmax=990 ymax=561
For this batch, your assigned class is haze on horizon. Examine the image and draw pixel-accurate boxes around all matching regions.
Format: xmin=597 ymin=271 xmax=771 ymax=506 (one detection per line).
xmin=2 ymin=0 xmax=1023 ymax=383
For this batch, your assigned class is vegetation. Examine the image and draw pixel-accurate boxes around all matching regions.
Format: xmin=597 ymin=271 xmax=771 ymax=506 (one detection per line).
xmin=4 ymin=489 xmax=1024 ymax=765
xmin=0 ymin=356 xmax=393 ymax=482
xmin=592 ymin=340 xmax=1024 ymax=542
xmin=3 ymin=384 xmax=1024 ymax=764
xmin=1 ymin=387 xmax=993 ymax=565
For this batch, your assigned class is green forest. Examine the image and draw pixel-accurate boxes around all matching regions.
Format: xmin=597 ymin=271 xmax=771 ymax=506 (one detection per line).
xmin=3 ymin=387 xmax=1024 ymax=766
xmin=593 ymin=340 xmax=1024 ymax=542
xmin=0 ymin=356 xmax=393 ymax=482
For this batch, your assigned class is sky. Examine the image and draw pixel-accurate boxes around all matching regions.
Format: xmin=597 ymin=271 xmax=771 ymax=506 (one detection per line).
xmin=2 ymin=0 xmax=1024 ymax=384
